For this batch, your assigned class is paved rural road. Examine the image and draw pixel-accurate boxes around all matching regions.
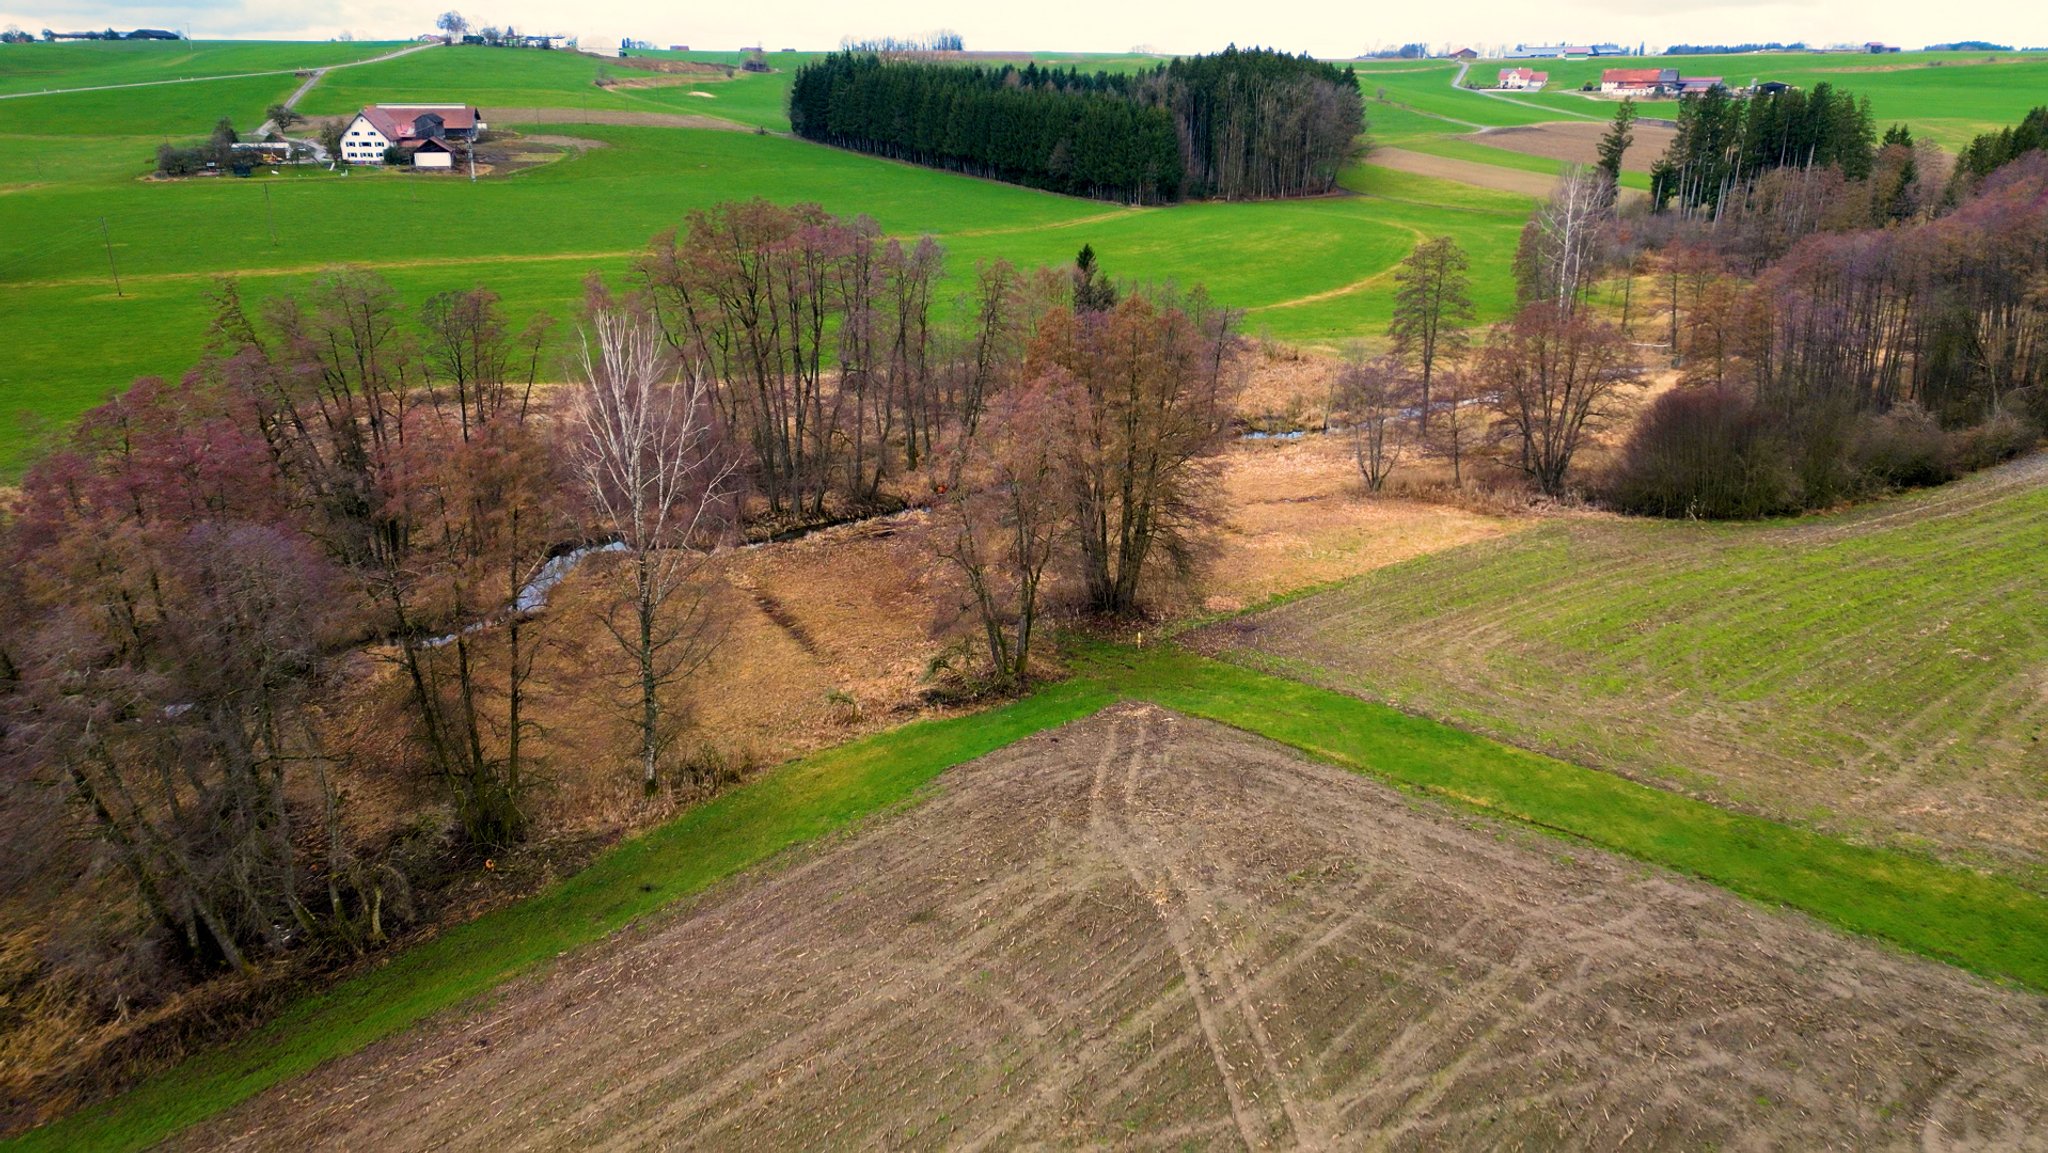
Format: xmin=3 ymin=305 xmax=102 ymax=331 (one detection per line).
xmin=0 ymin=40 xmax=438 ymax=109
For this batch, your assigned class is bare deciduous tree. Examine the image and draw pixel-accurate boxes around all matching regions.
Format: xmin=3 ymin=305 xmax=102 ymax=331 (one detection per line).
xmin=574 ymin=310 xmax=737 ymax=794
xmin=1483 ymin=303 xmax=1641 ymax=497
xmin=1516 ymin=164 xmax=1608 ymax=311
xmin=1034 ymin=288 xmax=1241 ymax=616
xmin=934 ymin=381 xmax=1067 ymax=688
xmin=1389 ymin=236 xmax=1474 ymax=437
xmin=1337 ymin=352 xmax=1412 ymax=493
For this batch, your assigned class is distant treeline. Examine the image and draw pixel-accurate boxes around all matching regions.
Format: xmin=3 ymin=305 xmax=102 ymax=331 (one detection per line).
xmin=789 ymin=47 xmax=1364 ymax=204
xmin=1651 ymin=81 xmax=1876 ymax=215
xmin=1661 ymin=42 xmax=1805 ymax=55
xmin=1925 ymin=41 xmax=2012 ymax=51
xmin=15 ymin=27 xmax=181 ymax=41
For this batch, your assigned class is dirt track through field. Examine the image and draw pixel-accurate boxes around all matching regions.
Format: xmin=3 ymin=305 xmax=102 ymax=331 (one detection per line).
xmin=174 ymin=707 xmax=2048 ymax=1150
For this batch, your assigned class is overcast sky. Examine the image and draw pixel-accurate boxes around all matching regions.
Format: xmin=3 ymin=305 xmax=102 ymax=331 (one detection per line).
xmin=6 ymin=0 xmax=2046 ymax=53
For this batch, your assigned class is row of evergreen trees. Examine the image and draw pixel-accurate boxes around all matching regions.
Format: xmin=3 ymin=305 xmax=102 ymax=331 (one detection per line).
xmin=788 ymin=48 xmax=1364 ymax=204
xmin=1952 ymin=106 xmax=2048 ymax=191
xmin=1650 ymin=81 xmax=1876 ymax=216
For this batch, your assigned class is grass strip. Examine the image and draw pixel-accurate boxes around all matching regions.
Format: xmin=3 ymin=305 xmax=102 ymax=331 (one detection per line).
xmin=1091 ymin=643 xmax=2048 ymax=993
xmin=7 ymin=677 xmax=1114 ymax=1153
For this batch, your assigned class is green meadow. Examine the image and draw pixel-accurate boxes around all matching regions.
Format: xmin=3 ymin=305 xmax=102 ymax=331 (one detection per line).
xmin=4 ymin=43 xmax=2046 ymax=472
xmin=0 ymin=38 xmax=403 ymax=96
xmin=0 ymin=45 xmax=1535 ymax=474
xmin=1442 ymin=50 xmax=2048 ymax=147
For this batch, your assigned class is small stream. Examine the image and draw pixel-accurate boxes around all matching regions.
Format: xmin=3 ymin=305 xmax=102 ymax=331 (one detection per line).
xmin=423 ymin=541 xmax=628 ymax=648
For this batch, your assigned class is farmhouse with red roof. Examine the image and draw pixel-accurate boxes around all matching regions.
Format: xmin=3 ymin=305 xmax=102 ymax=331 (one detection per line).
xmin=338 ymin=104 xmax=487 ymax=167
xmin=1497 ymin=66 xmax=1549 ymax=90
xmin=1600 ymin=68 xmax=1678 ymax=96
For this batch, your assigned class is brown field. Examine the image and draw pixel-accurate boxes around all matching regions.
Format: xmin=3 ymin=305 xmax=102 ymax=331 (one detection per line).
xmin=1470 ymin=120 xmax=1679 ymax=171
xmin=483 ymin=107 xmax=747 ymax=130
xmin=172 ymin=706 xmax=2048 ymax=1151
xmin=1368 ymin=147 xmax=1561 ymax=199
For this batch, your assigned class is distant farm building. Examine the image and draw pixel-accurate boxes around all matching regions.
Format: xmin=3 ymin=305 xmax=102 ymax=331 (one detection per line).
xmin=1446 ymin=47 xmax=1479 ymax=60
xmin=1601 ymin=67 xmax=1678 ymax=95
xmin=1865 ymin=42 xmax=1901 ymax=53
xmin=1497 ymin=66 xmax=1548 ymax=89
xmin=1677 ymin=76 xmax=1726 ymax=95
xmin=339 ymin=104 xmax=486 ymax=166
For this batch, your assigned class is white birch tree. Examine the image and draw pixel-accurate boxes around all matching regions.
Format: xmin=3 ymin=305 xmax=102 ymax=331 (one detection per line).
xmin=573 ymin=310 xmax=736 ymax=794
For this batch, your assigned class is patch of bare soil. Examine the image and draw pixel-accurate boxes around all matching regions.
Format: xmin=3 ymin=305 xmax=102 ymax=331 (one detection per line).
xmin=1471 ymin=120 xmax=1678 ymax=171
xmin=608 ymin=57 xmax=732 ymax=77
xmin=170 ymin=707 xmax=2048 ymax=1151
xmin=485 ymin=107 xmax=748 ymax=130
xmin=1369 ymin=147 xmax=1558 ymax=198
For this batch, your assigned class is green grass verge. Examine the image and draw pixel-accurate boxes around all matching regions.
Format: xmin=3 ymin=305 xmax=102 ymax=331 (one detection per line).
xmin=7 ymin=676 xmax=1115 ymax=1153
xmin=1096 ymin=644 xmax=2048 ymax=993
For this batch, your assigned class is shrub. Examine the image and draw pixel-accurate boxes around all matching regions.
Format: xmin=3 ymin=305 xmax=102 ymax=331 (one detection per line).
xmin=1852 ymin=403 xmax=1953 ymax=489
xmin=1948 ymin=410 xmax=2040 ymax=472
xmin=1606 ymin=385 xmax=1803 ymax=519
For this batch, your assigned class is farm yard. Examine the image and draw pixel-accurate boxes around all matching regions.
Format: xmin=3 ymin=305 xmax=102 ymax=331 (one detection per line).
xmin=5 ymin=28 xmax=2048 ymax=1153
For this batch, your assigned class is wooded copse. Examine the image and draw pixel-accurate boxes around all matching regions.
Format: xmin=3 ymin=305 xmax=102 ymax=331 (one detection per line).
xmin=788 ymin=47 xmax=1365 ymax=203
xmin=1649 ymin=81 xmax=1877 ymax=218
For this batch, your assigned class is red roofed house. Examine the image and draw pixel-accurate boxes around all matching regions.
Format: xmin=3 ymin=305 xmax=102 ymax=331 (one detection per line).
xmin=338 ymin=104 xmax=487 ymax=166
xmin=1497 ymin=66 xmax=1548 ymax=90
xmin=1600 ymin=68 xmax=1677 ymax=96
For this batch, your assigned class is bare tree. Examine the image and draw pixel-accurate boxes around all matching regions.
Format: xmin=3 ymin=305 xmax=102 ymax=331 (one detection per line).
xmin=1036 ymin=288 xmax=1241 ymax=616
xmin=1337 ymin=352 xmax=1411 ymax=493
xmin=1516 ymin=164 xmax=1608 ymax=311
xmin=1483 ymin=303 xmax=1641 ymax=497
xmin=934 ymin=381 xmax=1067 ymax=688
xmin=573 ymin=310 xmax=736 ymax=794
xmin=1388 ymin=236 xmax=1473 ymax=437
xmin=1431 ymin=362 xmax=1477 ymax=487
xmin=435 ymin=11 xmax=468 ymax=42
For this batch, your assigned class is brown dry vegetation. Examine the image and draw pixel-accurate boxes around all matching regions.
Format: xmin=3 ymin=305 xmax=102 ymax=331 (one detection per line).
xmin=170 ymin=707 xmax=2048 ymax=1151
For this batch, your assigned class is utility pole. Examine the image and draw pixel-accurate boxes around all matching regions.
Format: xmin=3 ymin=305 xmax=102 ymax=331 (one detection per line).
xmin=99 ymin=216 xmax=123 ymax=297
xmin=263 ymin=182 xmax=277 ymax=244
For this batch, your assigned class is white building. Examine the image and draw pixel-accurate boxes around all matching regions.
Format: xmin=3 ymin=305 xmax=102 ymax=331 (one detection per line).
xmin=338 ymin=104 xmax=486 ymax=166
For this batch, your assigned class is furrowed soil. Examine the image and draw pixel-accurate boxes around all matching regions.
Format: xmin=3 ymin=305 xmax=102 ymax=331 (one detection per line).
xmin=169 ymin=706 xmax=2048 ymax=1151
xmin=1197 ymin=450 xmax=2048 ymax=888
xmin=1470 ymin=120 xmax=1679 ymax=168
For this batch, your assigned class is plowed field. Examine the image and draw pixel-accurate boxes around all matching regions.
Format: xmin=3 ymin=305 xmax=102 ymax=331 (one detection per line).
xmin=173 ymin=706 xmax=2048 ymax=1151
